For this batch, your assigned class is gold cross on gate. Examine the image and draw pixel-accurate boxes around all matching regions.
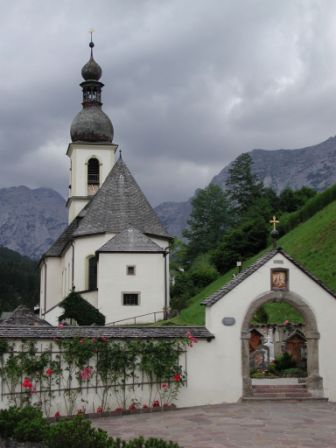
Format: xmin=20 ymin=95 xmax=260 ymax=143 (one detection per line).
xmin=270 ymin=215 xmax=279 ymax=231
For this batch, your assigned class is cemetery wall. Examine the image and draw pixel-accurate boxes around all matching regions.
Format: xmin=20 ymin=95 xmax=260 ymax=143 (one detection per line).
xmin=205 ymin=252 xmax=336 ymax=401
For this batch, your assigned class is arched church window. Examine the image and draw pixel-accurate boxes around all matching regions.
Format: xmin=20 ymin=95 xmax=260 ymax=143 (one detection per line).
xmin=88 ymin=256 xmax=98 ymax=291
xmin=88 ymin=158 xmax=100 ymax=195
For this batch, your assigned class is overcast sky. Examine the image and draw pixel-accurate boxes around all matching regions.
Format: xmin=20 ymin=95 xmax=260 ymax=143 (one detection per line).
xmin=1 ymin=0 xmax=336 ymax=206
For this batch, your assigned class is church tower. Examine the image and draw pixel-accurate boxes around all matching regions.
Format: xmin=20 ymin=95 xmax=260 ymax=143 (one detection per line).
xmin=67 ymin=38 xmax=118 ymax=223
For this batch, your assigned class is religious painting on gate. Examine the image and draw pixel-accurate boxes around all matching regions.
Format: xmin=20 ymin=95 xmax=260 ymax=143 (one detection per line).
xmin=271 ymin=269 xmax=288 ymax=290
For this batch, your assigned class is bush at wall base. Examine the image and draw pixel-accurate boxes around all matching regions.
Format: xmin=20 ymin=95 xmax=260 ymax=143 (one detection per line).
xmin=0 ymin=408 xmax=182 ymax=448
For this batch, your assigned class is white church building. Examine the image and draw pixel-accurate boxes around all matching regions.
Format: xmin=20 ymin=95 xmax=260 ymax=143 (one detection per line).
xmin=39 ymin=40 xmax=171 ymax=326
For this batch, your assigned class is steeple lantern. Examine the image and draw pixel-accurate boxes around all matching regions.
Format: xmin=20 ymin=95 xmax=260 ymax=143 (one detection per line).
xmin=67 ymin=37 xmax=118 ymax=223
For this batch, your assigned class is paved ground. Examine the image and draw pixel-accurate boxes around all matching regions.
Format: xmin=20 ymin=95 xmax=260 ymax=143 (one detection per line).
xmin=92 ymin=401 xmax=336 ymax=448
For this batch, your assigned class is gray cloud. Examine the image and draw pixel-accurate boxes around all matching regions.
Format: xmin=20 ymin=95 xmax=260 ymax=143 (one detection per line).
xmin=0 ymin=0 xmax=335 ymax=205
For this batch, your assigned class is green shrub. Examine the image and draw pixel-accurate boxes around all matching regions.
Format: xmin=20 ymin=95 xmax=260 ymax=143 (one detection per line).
xmin=281 ymin=367 xmax=307 ymax=378
xmin=274 ymin=352 xmax=296 ymax=371
xmin=0 ymin=406 xmax=45 ymax=440
xmin=45 ymin=416 xmax=115 ymax=448
xmin=59 ymin=291 xmax=105 ymax=325
xmin=0 ymin=408 xmax=183 ymax=448
xmin=124 ymin=437 xmax=182 ymax=447
xmin=14 ymin=414 xmax=48 ymax=442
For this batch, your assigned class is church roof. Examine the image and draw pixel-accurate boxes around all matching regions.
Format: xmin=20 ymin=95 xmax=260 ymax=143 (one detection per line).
xmin=202 ymin=247 xmax=336 ymax=307
xmin=0 ymin=325 xmax=214 ymax=340
xmin=43 ymin=158 xmax=170 ymax=259
xmin=72 ymin=158 xmax=170 ymax=239
xmin=0 ymin=306 xmax=51 ymax=327
xmin=97 ymin=227 xmax=165 ymax=253
xmin=44 ymin=216 xmax=79 ymax=257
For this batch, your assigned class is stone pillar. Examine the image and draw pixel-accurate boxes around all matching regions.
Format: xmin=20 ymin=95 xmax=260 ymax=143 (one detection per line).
xmin=241 ymin=330 xmax=252 ymax=396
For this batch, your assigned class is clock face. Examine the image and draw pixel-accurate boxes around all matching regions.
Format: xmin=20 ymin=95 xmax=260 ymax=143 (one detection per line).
xmin=88 ymin=184 xmax=99 ymax=196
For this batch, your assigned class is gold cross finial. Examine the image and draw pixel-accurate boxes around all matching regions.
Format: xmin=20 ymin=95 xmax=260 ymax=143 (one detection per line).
xmin=270 ymin=215 xmax=279 ymax=231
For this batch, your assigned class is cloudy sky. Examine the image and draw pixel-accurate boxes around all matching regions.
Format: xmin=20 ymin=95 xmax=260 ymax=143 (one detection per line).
xmin=1 ymin=0 xmax=336 ymax=205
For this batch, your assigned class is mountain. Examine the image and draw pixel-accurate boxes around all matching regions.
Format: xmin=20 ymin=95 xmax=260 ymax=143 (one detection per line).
xmin=0 ymin=186 xmax=67 ymax=259
xmin=0 ymin=246 xmax=39 ymax=312
xmin=155 ymin=136 xmax=336 ymax=237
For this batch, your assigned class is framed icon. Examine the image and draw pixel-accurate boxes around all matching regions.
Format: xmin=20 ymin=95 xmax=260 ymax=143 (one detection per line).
xmin=271 ymin=269 xmax=288 ymax=290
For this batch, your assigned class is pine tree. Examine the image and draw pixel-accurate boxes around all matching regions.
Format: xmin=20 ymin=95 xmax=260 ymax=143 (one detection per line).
xmin=182 ymin=184 xmax=231 ymax=262
xmin=225 ymin=153 xmax=263 ymax=215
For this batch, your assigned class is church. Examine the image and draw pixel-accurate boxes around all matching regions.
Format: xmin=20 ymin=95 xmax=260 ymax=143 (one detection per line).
xmin=39 ymin=40 xmax=171 ymax=326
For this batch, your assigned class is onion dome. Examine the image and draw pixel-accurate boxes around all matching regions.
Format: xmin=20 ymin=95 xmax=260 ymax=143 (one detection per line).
xmin=70 ymin=107 xmax=113 ymax=143
xmin=81 ymin=41 xmax=102 ymax=81
xmin=70 ymin=38 xmax=114 ymax=143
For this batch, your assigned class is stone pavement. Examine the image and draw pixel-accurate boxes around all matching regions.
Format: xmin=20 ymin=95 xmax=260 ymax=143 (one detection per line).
xmin=92 ymin=401 xmax=336 ymax=448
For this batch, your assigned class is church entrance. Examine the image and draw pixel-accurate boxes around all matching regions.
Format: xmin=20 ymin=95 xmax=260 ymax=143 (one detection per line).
xmin=241 ymin=292 xmax=323 ymax=398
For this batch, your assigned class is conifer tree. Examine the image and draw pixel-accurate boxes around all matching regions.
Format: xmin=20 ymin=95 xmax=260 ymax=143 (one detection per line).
xmin=225 ymin=153 xmax=263 ymax=216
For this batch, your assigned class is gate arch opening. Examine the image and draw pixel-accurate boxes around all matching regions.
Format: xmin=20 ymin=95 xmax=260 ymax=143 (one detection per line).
xmin=241 ymin=291 xmax=323 ymax=397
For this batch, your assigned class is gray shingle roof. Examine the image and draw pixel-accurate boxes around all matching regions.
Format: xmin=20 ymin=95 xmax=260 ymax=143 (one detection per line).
xmin=202 ymin=247 xmax=336 ymax=307
xmin=44 ymin=216 xmax=79 ymax=257
xmin=43 ymin=158 xmax=171 ymax=259
xmin=0 ymin=306 xmax=51 ymax=327
xmin=0 ymin=325 xmax=214 ymax=340
xmin=97 ymin=227 xmax=165 ymax=253
xmin=73 ymin=158 xmax=171 ymax=239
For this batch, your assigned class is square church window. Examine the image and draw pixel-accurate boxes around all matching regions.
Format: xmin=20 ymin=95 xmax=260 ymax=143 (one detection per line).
xmin=127 ymin=265 xmax=136 ymax=275
xmin=123 ymin=293 xmax=139 ymax=306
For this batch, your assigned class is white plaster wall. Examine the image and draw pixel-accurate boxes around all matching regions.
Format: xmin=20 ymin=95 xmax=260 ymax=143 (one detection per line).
xmin=42 ymin=258 xmax=62 ymax=315
xmin=44 ymin=305 xmax=63 ymax=326
xmin=67 ymin=143 xmax=117 ymax=222
xmin=98 ymin=252 xmax=165 ymax=324
xmin=205 ymin=252 xmax=336 ymax=402
xmin=68 ymin=143 xmax=117 ymax=197
xmin=73 ymin=234 xmax=114 ymax=292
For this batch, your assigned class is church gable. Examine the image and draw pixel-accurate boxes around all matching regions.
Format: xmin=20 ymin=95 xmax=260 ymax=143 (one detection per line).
xmin=97 ymin=227 xmax=164 ymax=253
xmin=202 ymin=247 xmax=336 ymax=307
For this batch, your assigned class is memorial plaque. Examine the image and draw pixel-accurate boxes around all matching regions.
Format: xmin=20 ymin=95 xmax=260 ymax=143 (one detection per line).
xmin=222 ymin=317 xmax=236 ymax=326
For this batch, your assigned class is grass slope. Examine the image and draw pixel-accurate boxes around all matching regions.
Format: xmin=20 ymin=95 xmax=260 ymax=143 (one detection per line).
xmin=168 ymin=200 xmax=336 ymax=326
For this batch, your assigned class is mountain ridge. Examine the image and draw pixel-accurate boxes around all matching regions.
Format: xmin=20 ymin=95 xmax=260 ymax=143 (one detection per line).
xmin=155 ymin=136 xmax=336 ymax=237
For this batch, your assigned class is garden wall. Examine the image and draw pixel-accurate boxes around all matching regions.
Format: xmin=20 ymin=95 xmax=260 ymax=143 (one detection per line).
xmin=0 ymin=326 xmax=214 ymax=417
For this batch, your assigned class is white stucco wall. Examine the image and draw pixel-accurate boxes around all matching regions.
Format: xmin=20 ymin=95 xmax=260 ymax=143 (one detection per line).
xmin=73 ymin=234 xmax=114 ymax=292
xmin=98 ymin=252 xmax=166 ymax=324
xmin=205 ymin=252 xmax=336 ymax=402
xmin=67 ymin=143 xmax=117 ymax=223
xmin=40 ymin=258 xmax=62 ymax=317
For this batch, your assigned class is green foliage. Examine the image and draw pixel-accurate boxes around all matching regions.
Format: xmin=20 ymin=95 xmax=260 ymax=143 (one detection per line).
xmin=170 ymin=255 xmax=218 ymax=312
xmin=0 ymin=406 xmax=45 ymax=440
xmin=274 ymin=352 xmax=296 ymax=371
xmin=0 ymin=246 xmax=39 ymax=314
xmin=279 ymin=183 xmax=336 ymax=235
xmin=13 ymin=411 xmax=48 ymax=442
xmin=45 ymin=416 xmax=114 ymax=448
xmin=212 ymin=215 xmax=269 ymax=274
xmin=252 ymin=306 xmax=269 ymax=324
xmin=0 ymin=408 xmax=183 ymax=447
xmin=122 ymin=437 xmax=181 ymax=448
xmin=279 ymin=186 xmax=316 ymax=214
xmin=183 ymin=184 xmax=232 ymax=261
xmin=59 ymin=290 xmax=105 ymax=325
xmin=188 ymin=255 xmax=219 ymax=289
xmin=225 ymin=153 xmax=264 ymax=215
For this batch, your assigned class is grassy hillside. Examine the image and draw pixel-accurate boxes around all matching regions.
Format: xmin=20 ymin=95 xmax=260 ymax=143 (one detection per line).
xmin=167 ymin=199 xmax=336 ymax=326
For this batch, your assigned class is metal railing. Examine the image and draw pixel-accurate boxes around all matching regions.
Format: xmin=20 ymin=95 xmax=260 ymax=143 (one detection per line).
xmin=106 ymin=310 xmax=165 ymax=326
